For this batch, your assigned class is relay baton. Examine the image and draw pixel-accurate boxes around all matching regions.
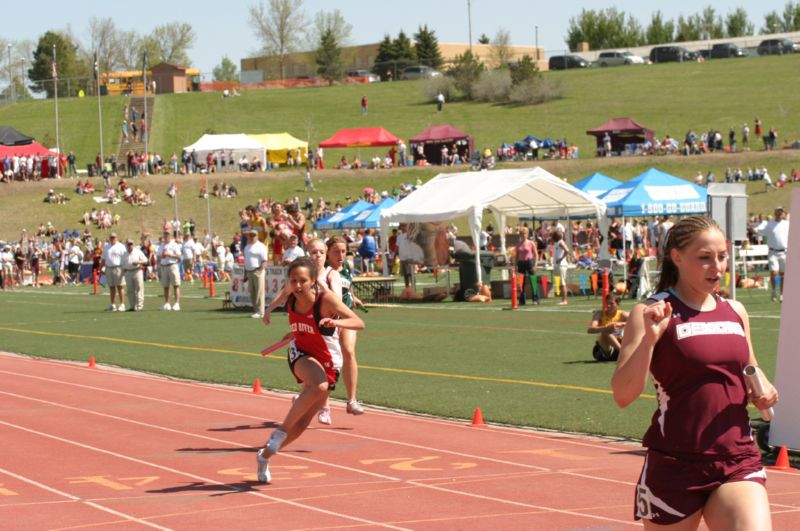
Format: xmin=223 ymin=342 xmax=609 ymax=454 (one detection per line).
xmin=261 ymin=336 xmax=293 ymax=357
xmin=743 ymin=365 xmax=774 ymax=421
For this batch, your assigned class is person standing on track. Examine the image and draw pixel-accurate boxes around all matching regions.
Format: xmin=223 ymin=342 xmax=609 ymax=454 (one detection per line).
xmin=325 ymin=236 xmax=366 ymax=416
xmin=257 ymin=257 xmax=364 ymax=484
xmin=611 ymin=215 xmax=778 ymax=530
xmin=755 ymin=206 xmax=789 ymax=302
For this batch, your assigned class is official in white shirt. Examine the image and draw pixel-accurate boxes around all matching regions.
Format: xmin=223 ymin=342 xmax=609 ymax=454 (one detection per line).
xmin=158 ymin=231 xmax=182 ymax=311
xmin=756 ymin=206 xmax=790 ymax=302
xmin=102 ymin=233 xmax=127 ymax=311
xmin=244 ymin=228 xmax=268 ymax=318
xmin=123 ymin=239 xmax=147 ymax=311
xmin=181 ymin=233 xmax=196 ymax=283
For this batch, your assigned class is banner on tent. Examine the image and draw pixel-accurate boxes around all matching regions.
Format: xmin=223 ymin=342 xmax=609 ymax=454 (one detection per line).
xmin=230 ymin=264 xmax=288 ymax=308
xmin=632 ymin=201 xmax=708 ymax=216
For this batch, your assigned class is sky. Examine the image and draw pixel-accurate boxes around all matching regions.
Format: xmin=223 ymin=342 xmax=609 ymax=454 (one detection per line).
xmin=1 ymin=1 xmax=790 ymax=77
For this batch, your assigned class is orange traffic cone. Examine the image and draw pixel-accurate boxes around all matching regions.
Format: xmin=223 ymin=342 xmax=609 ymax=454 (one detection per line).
xmin=252 ymin=378 xmax=263 ymax=394
xmin=88 ymin=356 xmax=96 ymax=369
xmin=471 ymin=407 xmax=486 ymax=427
xmin=768 ymin=445 xmax=798 ymax=471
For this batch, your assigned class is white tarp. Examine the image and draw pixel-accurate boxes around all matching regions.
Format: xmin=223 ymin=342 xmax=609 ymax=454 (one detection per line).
xmin=184 ymin=134 xmax=266 ymax=163
xmin=380 ymin=167 xmax=607 ymax=282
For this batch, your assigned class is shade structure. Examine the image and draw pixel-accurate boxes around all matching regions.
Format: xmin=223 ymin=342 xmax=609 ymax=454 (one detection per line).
xmin=319 ymin=127 xmax=400 ymax=148
xmin=248 ymin=133 xmax=308 ymax=165
xmin=0 ymin=126 xmax=34 ymax=146
xmin=409 ymin=124 xmax=473 ymax=165
xmin=0 ymin=141 xmax=56 ymax=158
xmin=184 ymin=133 xmax=266 ymax=163
xmin=314 ymin=200 xmax=373 ymax=231
xmin=573 ymin=172 xmax=623 ymax=198
xmin=586 ymin=117 xmax=654 ymax=155
xmin=380 ymin=167 xmax=606 ymax=283
xmin=341 ymin=198 xmax=398 ymax=229
xmin=598 ymin=167 xmax=707 ymax=218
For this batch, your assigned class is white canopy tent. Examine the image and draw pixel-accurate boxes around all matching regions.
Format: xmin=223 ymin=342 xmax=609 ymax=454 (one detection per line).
xmin=380 ymin=167 xmax=607 ymax=283
xmin=184 ymin=134 xmax=266 ymax=164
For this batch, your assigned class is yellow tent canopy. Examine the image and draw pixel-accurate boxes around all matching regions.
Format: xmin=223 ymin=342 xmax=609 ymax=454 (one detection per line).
xmin=248 ymin=133 xmax=308 ymax=166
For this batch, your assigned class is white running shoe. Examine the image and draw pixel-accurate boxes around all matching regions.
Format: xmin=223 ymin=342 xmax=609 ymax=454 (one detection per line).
xmin=172 ymin=303 xmax=181 ymax=311
xmin=251 ymin=313 xmax=263 ymax=318
xmin=266 ymin=429 xmax=288 ymax=455
xmin=318 ymin=406 xmax=332 ymax=425
xmin=105 ymin=305 xmax=117 ymax=312
xmin=161 ymin=303 xmax=172 ymax=311
xmin=256 ymin=448 xmax=271 ymax=483
xmin=118 ymin=304 xmax=126 ymax=312
xmin=346 ymin=400 xmax=365 ymax=415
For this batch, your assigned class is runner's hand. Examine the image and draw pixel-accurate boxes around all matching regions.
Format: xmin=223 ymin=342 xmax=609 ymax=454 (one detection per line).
xmin=642 ymin=301 xmax=672 ymax=343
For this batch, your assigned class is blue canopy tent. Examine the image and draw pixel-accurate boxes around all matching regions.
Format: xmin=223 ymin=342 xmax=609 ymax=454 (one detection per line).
xmin=341 ymin=198 xmax=398 ymax=230
xmin=314 ymin=200 xmax=372 ymax=231
xmin=598 ymin=167 xmax=707 ymax=279
xmin=573 ymin=172 xmax=622 ymax=198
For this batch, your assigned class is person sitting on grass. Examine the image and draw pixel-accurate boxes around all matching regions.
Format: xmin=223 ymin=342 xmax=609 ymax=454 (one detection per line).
xmin=587 ymin=293 xmax=628 ymax=361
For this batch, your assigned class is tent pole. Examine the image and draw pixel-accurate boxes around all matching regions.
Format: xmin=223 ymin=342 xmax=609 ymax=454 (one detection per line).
xmin=622 ymin=216 xmax=627 ymax=287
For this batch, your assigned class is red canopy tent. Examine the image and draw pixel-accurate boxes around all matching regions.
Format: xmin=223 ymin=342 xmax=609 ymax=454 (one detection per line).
xmin=586 ymin=117 xmax=654 ymax=156
xmin=319 ymin=127 xmax=400 ymax=148
xmin=0 ymin=142 xmax=61 ymax=178
xmin=410 ymin=124 xmax=473 ymax=165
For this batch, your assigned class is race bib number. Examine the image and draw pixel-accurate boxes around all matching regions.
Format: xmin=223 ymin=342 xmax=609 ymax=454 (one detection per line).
xmin=636 ymin=485 xmax=653 ymax=519
xmin=287 ymin=344 xmax=302 ymax=364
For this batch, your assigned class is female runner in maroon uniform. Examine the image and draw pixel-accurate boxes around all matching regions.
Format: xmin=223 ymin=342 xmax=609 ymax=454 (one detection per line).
xmin=612 ymin=216 xmax=778 ymax=530
xmin=256 ymin=257 xmax=364 ymax=483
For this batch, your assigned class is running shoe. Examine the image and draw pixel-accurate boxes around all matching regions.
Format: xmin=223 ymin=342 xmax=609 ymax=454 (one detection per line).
xmin=118 ymin=304 xmax=126 ymax=312
xmin=346 ymin=400 xmax=365 ymax=415
xmin=105 ymin=305 xmax=117 ymax=312
xmin=256 ymin=448 xmax=271 ymax=483
xmin=172 ymin=303 xmax=181 ymax=311
xmin=318 ymin=406 xmax=332 ymax=425
xmin=266 ymin=429 xmax=287 ymax=455
xmin=161 ymin=303 xmax=172 ymax=311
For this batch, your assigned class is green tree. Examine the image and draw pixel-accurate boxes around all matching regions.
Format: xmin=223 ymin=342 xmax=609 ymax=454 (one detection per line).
xmin=782 ymin=1 xmax=800 ymax=30
xmin=371 ymin=34 xmax=395 ymax=79
xmin=315 ymin=28 xmax=344 ymax=86
xmin=306 ymin=9 xmax=352 ymax=50
xmin=413 ymin=25 xmax=443 ymax=69
xmin=510 ymin=54 xmax=538 ymax=86
xmin=249 ymin=0 xmax=307 ymax=79
xmin=699 ymin=6 xmax=725 ymax=39
xmin=725 ymin=7 xmax=754 ymax=37
xmin=213 ymin=56 xmax=239 ymax=81
xmin=28 ymin=31 xmax=78 ymax=98
xmin=646 ymin=11 xmax=675 ymax=44
xmin=761 ymin=11 xmax=783 ymax=33
xmin=565 ymin=8 xmax=643 ymax=51
xmin=448 ymin=49 xmax=484 ymax=100
xmin=151 ymin=22 xmax=196 ymax=65
xmin=392 ymin=30 xmax=417 ymax=72
xmin=675 ymin=14 xmax=703 ymax=41
xmin=489 ymin=28 xmax=513 ymax=68
xmin=477 ymin=34 xmax=490 ymax=45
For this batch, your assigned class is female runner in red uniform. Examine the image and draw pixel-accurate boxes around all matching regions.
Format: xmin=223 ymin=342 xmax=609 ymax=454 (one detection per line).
xmin=612 ymin=216 xmax=778 ymax=529
xmin=256 ymin=256 xmax=364 ymax=483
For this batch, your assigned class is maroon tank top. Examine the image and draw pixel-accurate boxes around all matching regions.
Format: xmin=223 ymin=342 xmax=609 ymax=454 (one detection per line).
xmin=642 ymin=291 xmax=756 ymax=457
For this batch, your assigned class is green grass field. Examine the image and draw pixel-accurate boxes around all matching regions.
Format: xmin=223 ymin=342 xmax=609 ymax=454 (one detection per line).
xmin=0 ymin=280 xmax=782 ymax=440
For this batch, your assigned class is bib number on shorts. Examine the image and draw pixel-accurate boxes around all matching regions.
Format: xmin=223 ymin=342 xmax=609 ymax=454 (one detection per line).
xmin=287 ymin=344 xmax=302 ymax=364
xmin=636 ymin=485 xmax=653 ymax=519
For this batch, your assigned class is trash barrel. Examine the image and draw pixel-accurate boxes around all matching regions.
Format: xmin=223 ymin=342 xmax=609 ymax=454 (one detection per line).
xmin=87 ymin=163 xmax=96 ymax=177
xmin=454 ymin=252 xmax=494 ymax=301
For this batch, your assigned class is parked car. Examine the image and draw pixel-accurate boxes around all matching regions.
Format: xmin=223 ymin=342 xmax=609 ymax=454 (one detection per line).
xmin=649 ymin=46 xmax=698 ymax=63
xmin=548 ymin=55 xmax=589 ymax=70
xmin=595 ymin=51 xmax=645 ymax=67
xmin=400 ymin=66 xmax=442 ymax=80
xmin=709 ymin=43 xmax=746 ymax=58
xmin=345 ymin=69 xmax=380 ymax=82
xmin=757 ymin=38 xmax=800 ymax=55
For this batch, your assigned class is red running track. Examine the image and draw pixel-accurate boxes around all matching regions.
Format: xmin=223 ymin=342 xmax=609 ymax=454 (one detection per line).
xmin=1 ymin=352 xmax=799 ymax=530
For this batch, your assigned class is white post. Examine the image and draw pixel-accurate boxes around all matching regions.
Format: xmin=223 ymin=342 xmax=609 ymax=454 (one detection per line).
xmin=96 ymin=57 xmax=104 ymax=164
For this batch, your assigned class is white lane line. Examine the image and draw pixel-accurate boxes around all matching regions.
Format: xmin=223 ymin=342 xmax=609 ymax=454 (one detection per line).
xmin=0 ymin=466 xmax=171 ymax=530
xmin=0 ymin=419 xmax=409 ymax=531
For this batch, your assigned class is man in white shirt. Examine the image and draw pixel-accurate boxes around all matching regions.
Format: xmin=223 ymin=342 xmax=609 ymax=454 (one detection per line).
xmin=0 ymin=244 xmax=13 ymax=289
xmin=757 ymin=207 xmax=790 ymax=302
xmin=282 ymin=234 xmax=306 ymax=264
xmin=244 ymin=228 xmax=268 ymax=318
xmin=101 ymin=233 xmax=127 ymax=311
xmin=158 ymin=231 xmax=182 ymax=310
xmin=122 ymin=239 xmax=147 ymax=311
xmin=181 ymin=233 xmax=196 ymax=284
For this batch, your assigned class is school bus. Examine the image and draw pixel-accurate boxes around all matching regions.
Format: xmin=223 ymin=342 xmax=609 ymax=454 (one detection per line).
xmin=100 ymin=67 xmax=201 ymax=96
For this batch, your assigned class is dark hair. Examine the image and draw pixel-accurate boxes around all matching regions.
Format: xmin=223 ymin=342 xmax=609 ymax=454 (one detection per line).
xmin=551 ymin=229 xmax=563 ymax=242
xmin=656 ymin=215 xmax=723 ymax=293
xmin=326 ymin=235 xmax=346 ymax=249
xmin=605 ymin=292 xmax=619 ymax=305
xmin=287 ymin=256 xmax=318 ymax=284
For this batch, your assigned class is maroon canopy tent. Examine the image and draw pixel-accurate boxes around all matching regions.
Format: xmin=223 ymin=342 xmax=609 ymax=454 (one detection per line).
xmin=409 ymin=124 xmax=473 ymax=165
xmin=586 ymin=117 xmax=654 ymax=156
xmin=319 ymin=127 xmax=400 ymax=148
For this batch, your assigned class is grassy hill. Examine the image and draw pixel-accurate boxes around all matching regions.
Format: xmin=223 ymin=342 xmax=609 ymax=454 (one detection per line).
xmin=0 ymin=54 xmax=799 ymax=242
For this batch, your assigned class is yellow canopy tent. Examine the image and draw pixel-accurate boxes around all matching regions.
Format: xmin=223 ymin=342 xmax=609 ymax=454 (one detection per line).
xmin=248 ymin=133 xmax=308 ymax=166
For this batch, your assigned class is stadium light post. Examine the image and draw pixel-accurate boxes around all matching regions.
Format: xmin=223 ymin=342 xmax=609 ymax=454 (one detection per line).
xmin=6 ymin=43 xmax=13 ymax=104
xmin=467 ymin=0 xmax=473 ymax=52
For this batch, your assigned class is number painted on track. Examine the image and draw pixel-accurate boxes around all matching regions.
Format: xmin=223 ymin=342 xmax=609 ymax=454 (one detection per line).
xmin=360 ymin=456 xmax=477 ymax=471
xmin=0 ymin=484 xmax=18 ymax=496
xmin=66 ymin=475 xmax=159 ymax=490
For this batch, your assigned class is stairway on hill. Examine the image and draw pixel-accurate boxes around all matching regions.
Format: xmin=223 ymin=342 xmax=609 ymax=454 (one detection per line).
xmin=116 ymin=95 xmax=155 ymax=164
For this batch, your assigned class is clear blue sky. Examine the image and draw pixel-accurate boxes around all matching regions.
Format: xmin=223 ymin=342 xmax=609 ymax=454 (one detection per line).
xmin=1 ymin=1 xmax=788 ymax=76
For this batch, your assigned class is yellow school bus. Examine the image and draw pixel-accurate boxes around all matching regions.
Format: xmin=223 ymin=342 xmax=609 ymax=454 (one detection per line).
xmin=101 ymin=67 xmax=201 ymax=96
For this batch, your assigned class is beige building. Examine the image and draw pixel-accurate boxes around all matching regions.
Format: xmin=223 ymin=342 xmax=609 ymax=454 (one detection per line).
xmin=240 ymin=42 xmax=544 ymax=82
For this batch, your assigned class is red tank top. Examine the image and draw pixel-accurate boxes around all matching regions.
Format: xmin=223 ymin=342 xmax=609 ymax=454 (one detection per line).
xmin=286 ymin=292 xmax=342 ymax=371
xmin=642 ymin=291 xmax=755 ymax=457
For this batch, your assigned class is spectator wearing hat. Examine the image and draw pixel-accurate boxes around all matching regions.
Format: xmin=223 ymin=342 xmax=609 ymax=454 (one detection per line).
xmin=102 ymin=233 xmax=127 ymax=311
xmin=123 ymin=239 xmax=147 ymax=311
xmin=157 ymin=231 xmax=182 ymax=311
xmin=244 ymin=228 xmax=268 ymax=318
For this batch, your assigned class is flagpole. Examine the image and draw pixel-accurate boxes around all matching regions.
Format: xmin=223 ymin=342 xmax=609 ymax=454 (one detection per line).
xmin=142 ymin=52 xmax=148 ymax=173
xmin=53 ymin=44 xmax=61 ymax=157
xmin=95 ymin=52 xmax=104 ymax=164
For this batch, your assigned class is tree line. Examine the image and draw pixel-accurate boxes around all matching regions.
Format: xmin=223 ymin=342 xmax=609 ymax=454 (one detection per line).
xmin=566 ymin=3 xmax=800 ymax=51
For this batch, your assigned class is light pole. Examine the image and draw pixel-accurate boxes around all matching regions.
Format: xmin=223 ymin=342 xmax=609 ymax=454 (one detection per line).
xmin=6 ymin=43 xmax=12 ymax=104
xmin=535 ymin=25 xmax=539 ymax=61
xmin=467 ymin=0 xmax=473 ymax=52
